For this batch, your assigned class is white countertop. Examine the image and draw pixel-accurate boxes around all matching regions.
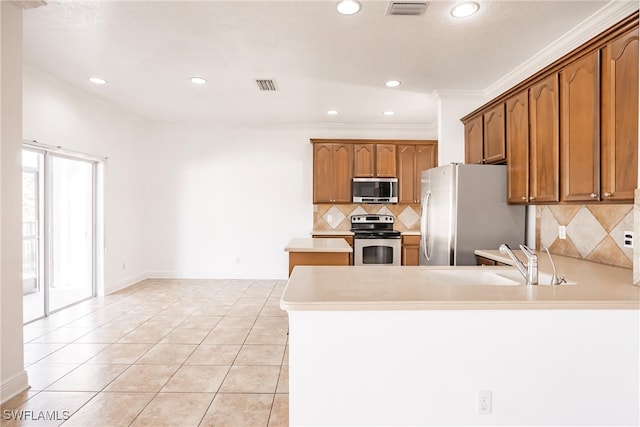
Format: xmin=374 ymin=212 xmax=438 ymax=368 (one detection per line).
xmin=284 ymin=238 xmax=352 ymax=253
xmin=281 ymin=250 xmax=640 ymax=311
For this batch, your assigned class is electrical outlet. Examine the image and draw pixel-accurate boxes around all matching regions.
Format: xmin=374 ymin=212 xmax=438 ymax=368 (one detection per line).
xmin=558 ymin=225 xmax=567 ymax=240
xmin=477 ymin=390 xmax=492 ymax=415
xmin=624 ymin=231 xmax=634 ymax=248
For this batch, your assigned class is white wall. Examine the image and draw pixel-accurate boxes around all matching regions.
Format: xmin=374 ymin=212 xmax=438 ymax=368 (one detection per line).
xmin=289 ymin=309 xmax=640 ymax=426
xmin=0 ymin=2 xmax=28 ymax=403
xmin=146 ymin=124 xmax=432 ymax=280
xmin=22 ymin=66 xmax=435 ymax=283
xmin=22 ymin=68 xmax=151 ymax=295
xmin=436 ymin=91 xmax=486 ymax=165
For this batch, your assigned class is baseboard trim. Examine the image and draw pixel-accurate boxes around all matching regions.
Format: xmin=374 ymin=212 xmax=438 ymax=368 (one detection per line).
xmin=0 ymin=370 xmax=29 ymax=404
xmin=146 ymin=271 xmax=287 ymax=280
xmin=104 ymin=272 xmax=148 ymax=296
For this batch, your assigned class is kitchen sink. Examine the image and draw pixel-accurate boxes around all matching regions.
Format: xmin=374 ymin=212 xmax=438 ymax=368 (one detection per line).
xmin=422 ymin=268 xmax=576 ymax=286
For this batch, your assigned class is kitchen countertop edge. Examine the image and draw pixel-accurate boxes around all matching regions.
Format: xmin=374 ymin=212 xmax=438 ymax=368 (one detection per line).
xmin=281 ymin=251 xmax=640 ymax=311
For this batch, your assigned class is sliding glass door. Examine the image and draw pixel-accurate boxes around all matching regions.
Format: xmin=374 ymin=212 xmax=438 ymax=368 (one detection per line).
xmin=49 ymin=155 xmax=95 ymax=311
xmin=22 ymin=149 xmax=97 ymax=322
xmin=22 ymin=150 xmax=45 ymax=321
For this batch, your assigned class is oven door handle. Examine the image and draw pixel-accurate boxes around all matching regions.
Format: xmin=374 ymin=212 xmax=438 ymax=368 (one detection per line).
xmin=420 ymin=190 xmax=431 ymax=262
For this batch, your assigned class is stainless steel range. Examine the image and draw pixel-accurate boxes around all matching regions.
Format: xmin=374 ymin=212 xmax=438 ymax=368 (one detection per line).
xmin=350 ymin=214 xmax=401 ymax=266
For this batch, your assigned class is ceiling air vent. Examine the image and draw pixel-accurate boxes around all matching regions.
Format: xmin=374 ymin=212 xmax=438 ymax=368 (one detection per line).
xmin=256 ymin=79 xmax=278 ymax=91
xmin=386 ymin=1 xmax=429 ymax=16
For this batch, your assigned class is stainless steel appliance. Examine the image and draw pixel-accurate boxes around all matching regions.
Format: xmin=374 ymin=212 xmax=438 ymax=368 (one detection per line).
xmin=420 ymin=163 xmax=525 ymax=266
xmin=351 ymin=214 xmax=401 ymax=266
xmin=352 ymin=178 xmax=398 ymax=204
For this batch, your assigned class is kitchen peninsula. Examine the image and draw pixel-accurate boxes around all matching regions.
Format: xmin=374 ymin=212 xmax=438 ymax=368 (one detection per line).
xmin=284 ymin=238 xmax=352 ymax=276
xmin=281 ymin=252 xmax=640 ymax=426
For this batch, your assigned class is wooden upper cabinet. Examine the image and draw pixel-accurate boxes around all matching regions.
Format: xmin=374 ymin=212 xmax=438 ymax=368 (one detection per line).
xmin=505 ymin=90 xmax=530 ymax=204
xmin=353 ymin=143 xmax=396 ymax=177
xmin=376 ymin=144 xmax=397 ymax=177
xmin=483 ymin=103 xmax=506 ymax=164
xmin=529 ymin=73 xmax=560 ymax=203
xmin=313 ymin=143 xmax=353 ymax=203
xmin=415 ymin=144 xmax=437 ymax=189
xmin=397 ymin=145 xmax=417 ymax=204
xmin=560 ymin=50 xmax=600 ymax=202
xmin=353 ymin=144 xmax=375 ymax=177
xmin=461 ymin=16 xmax=638 ymax=205
xmin=312 ymin=139 xmax=436 ymax=204
xmin=313 ymin=144 xmax=334 ymax=203
xmin=464 ymin=116 xmax=484 ymax=164
xmin=397 ymin=143 xmax=437 ymax=204
xmin=601 ymin=27 xmax=639 ymax=202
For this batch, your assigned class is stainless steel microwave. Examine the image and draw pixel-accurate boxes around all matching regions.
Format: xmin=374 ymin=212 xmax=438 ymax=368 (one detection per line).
xmin=352 ymin=178 xmax=398 ymax=204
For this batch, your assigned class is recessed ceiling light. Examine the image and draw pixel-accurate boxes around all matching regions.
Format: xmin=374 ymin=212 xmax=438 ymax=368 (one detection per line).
xmin=336 ymin=0 xmax=361 ymax=15
xmin=451 ymin=2 xmax=479 ymax=18
xmin=88 ymin=76 xmax=107 ymax=85
xmin=190 ymin=77 xmax=207 ymax=85
xmin=385 ymin=80 xmax=401 ymax=88
xmin=327 ymin=110 xmax=339 ymax=115
xmin=384 ymin=111 xmax=395 ymax=116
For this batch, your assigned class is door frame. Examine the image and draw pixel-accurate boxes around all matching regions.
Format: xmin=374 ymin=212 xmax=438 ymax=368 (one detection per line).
xmin=22 ymin=144 xmax=104 ymax=321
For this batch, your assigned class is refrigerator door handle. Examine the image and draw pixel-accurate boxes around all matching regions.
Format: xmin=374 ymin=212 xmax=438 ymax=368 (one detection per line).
xmin=420 ymin=190 xmax=432 ymax=262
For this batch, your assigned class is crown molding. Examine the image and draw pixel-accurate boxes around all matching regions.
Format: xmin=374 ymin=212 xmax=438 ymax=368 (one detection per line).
xmin=485 ymin=1 xmax=639 ymax=100
xmin=12 ymin=1 xmax=46 ymax=10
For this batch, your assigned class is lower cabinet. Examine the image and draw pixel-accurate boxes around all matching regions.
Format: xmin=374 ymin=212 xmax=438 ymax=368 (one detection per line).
xmin=311 ymin=235 xmax=354 ymax=265
xmin=288 ymin=252 xmax=350 ymax=276
xmin=401 ymin=235 xmax=420 ymax=266
xmin=475 ymin=255 xmax=510 ymax=266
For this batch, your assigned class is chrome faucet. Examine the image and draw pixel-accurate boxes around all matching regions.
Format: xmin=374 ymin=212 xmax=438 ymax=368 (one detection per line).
xmin=499 ymin=244 xmax=538 ymax=285
xmin=542 ymin=247 xmax=566 ymax=285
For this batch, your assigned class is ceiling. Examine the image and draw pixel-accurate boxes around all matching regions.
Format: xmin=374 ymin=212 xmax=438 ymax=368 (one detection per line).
xmin=21 ymin=0 xmax=627 ymax=128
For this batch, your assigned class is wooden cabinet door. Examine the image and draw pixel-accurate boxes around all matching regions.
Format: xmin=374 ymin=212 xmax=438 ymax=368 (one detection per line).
xmin=376 ymin=144 xmax=397 ymax=177
xmin=313 ymin=143 xmax=353 ymax=203
xmin=601 ymin=27 xmax=639 ymax=202
xmin=353 ymin=144 xmax=374 ymax=177
xmin=465 ymin=116 xmax=484 ymax=164
xmin=397 ymin=144 xmax=437 ymax=204
xmin=313 ymin=144 xmax=334 ymax=203
xmin=332 ymin=144 xmax=354 ymax=203
xmin=560 ymin=50 xmax=600 ymax=202
xmin=506 ymin=90 xmax=530 ymax=204
xmin=529 ymin=74 xmax=560 ymax=203
xmin=401 ymin=235 xmax=421 ymax=266
xmin=483 ymin=103 xmax=506 ymax=164
xmin=397 ymin=145 xmax=417 ymax=204
xmin=415 ymin=144 xmax=437 ymax=202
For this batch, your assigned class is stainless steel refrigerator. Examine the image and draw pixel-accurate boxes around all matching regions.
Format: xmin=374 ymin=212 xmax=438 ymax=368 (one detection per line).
xmin=419 ymin=163 xmax=526 ymax=266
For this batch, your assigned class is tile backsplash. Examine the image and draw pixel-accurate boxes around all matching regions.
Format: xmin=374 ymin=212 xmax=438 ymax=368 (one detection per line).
xmin=537 ymin=204 xmax=633 ymax=269
xmin=314 ymin=204 xmax=421 ymax=232
xmin=315 ymin=203 xmax=634 ymax=269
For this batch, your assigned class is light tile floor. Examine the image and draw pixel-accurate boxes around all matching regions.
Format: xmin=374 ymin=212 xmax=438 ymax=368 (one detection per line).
xmin=2 ymin=279 xmax=289 ymax=427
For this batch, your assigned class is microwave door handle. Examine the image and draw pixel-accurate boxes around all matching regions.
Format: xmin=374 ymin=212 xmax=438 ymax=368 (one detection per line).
xmin=420 ymin=191 xmax=431 ymax=262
